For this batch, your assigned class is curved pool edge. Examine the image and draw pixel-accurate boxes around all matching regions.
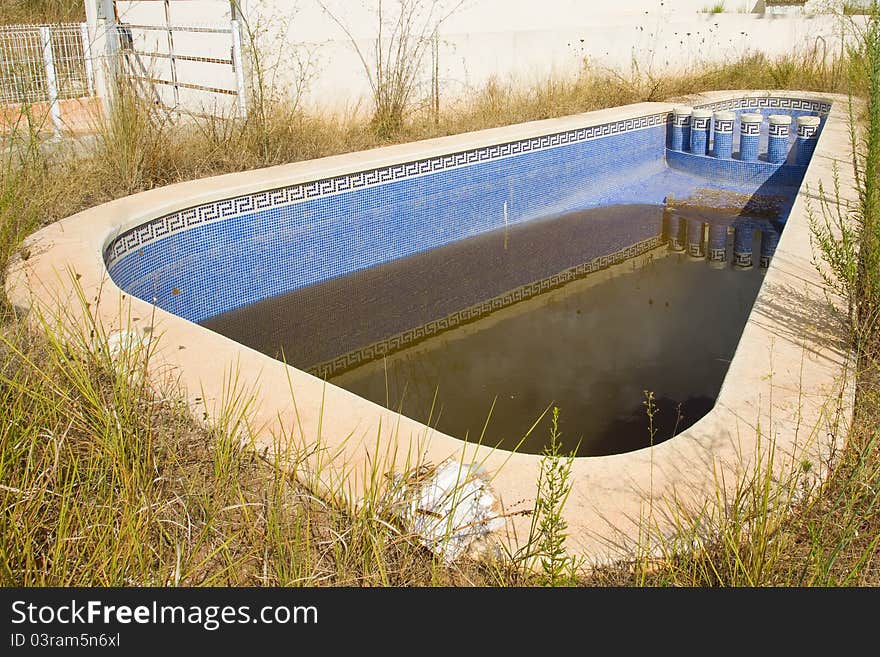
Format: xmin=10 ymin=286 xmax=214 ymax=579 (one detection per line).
xmin=5 ymin=89 xmax=857 ymax=566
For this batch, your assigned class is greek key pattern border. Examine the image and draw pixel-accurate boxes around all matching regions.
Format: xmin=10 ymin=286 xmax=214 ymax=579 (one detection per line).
xmin=695 ymin=96 xmax=831 ymax=115
xmin=310 ymin=235 xmax=664 ymax=379
xmin=104 ymin=113 xmax=669 ymax=267
xmin=769 ymin=123 xmax=790 ymax=137
xmin=798 ymin=125 xmax=819 ymax=138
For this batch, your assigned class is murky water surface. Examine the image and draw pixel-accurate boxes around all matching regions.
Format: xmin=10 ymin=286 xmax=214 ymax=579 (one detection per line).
xmin=203 ymin=205 xmax=766 ymax=455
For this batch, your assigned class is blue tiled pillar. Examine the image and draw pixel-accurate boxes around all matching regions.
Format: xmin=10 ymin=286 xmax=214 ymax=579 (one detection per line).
xmin=733 ymin=222 xmax=753 ymax=269
xmin=707 ymin=223 xmax=728 ymax=268
xmin=739 ymin=112 xmax=762 ymax=162
xmin=671 ymin=106 xmax=692 ymax=151
xmin=713 ymin=110 xmax=734 ymax=159
xmin=666 ymin=212 xmax=685 ymax=251
xmin=796 ymin=115 xmax=820 ymax=166
xmin=760 ymin=229 xmax=780 ymax=269
xmin=687 ymin=218 xmax=704 ymax=259
xmin=768 ymin=114 xmax=792 ymax=164
xmin=690 ymin=109 xmax=712 ymax=156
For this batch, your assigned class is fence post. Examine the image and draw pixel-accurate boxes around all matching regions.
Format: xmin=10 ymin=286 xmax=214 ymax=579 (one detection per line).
xmin=163 ymin=0 xmax=180 ymax=108
xmin=40 ymin=26 xmax=63 ymax=137
xmin=231 ymin=19 xmax=248 ymax=118
xmin=80 ymin=22 xmax=95 ymax=96
xmin=87 ymin=0 xmax=119 ymax=120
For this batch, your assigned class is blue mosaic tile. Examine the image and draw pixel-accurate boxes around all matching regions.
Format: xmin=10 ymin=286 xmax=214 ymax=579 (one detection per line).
xmin=739 ymin=119 xmax=760 ymax=162
xmin=105 ymin=96 xmax=828 ymax=325
xmin=109 ymin=121 xmax=667 ymax=322
xmin=664 ymin=150 xmax=807 ymax=188
xmin=690 ymin=116 xmax=710 ymax=155
xmin=671 ymin=113 xmax=690 ymax=151
xmin=666 ymin=97 xmax=827 ymax=164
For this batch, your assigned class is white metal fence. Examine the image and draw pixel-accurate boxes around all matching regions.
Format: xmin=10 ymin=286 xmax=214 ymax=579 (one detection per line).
xmin=1 ymin=22 xmax=95 ymax=135
xmin=1 ymin=16 xmax=247 ymax=135
xmin=0 ymin=23 xmax=94 ymax=104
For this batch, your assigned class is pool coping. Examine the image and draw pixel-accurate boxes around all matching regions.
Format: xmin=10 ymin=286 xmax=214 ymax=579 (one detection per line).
xmin=5 ymin=89 xmax=857 ymax=566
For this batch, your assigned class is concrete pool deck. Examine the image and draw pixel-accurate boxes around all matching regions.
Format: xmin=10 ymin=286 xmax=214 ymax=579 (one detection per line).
xmin=5 ymin=90 xmax=857 ymax=566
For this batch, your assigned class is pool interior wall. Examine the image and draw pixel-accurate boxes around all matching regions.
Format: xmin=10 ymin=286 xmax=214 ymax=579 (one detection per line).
xmin=104 ymin=97 xmax=829 ymax=451
xmin=105 ymin=97 xmax=828 ymax=328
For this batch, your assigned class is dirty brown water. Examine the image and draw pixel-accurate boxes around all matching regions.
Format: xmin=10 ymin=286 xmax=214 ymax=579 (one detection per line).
xmin=202 ymin=204 xmax=768 ymax=457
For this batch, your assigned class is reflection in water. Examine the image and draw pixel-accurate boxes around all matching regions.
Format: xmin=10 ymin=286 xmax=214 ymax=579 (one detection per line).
xmin=202 ymin=204 xmax=666 ymax=372
xmin=332 ymin=251 xmax=764 ymax=456
xmin=202 ymin=203 xmax=766 ymax=456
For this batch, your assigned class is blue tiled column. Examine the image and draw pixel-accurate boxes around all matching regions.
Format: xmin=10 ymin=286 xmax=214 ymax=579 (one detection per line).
xmin=713 ymin=110 xmax=734 ymax=159
xmin=707 ymin=223 xmax=728 ymax=268
xmin=687 ymin=218 xmax=704 ymax=259
xmin=760 ymin=229 xmax=780 ymax=269
xmin=768 ymin=114 xmax=792 ymax=164
xmin=739 ymin=112 xmax=762 ymax=162
xmin=733 ymin=222 xmax=753 ymax=269
xmin=796 ymin=115 xmax=820 ymax=166
xmin=671 ymin=106 xmax=692 ymax=151
xmin=690 ymin=109 xmax=712 ymax=156
xmin=666 ymin=212 xmax=685 ymax=251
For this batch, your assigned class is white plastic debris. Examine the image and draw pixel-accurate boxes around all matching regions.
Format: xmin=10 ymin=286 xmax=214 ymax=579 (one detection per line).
xmin=88 ymin=330 xmax=150 ymax=383
xmin=398 ymin=459 xmax=504 ymax=564
xmin=105 ymin=330 xmax=143 ymax=359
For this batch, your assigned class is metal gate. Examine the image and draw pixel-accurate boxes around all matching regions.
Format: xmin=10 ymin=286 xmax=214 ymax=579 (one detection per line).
xmin=106 ymin=0 xmax=246 ymax=117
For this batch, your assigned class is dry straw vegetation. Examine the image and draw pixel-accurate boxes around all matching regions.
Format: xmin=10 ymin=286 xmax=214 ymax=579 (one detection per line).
xmin=0 ymin=1 xmax=85 ymax=25
xmin=1 ymin=1 xmax=879 ymax=586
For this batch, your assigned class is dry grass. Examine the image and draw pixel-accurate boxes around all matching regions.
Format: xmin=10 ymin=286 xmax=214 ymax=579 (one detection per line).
xmin=400 ymin=47 xmax=857 ymax=141
xmin=586 ymin=361 xmax=880 ymax=587
xmin=5 ymin=47 xmax=861 ymax=222
xmin=0 ymin=309 xmax=517 ymax=586
xmin=0 ymin=0 xmax=84 ymax=25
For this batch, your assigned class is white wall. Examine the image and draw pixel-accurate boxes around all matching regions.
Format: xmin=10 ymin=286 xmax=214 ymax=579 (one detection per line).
xmin=239 ymin=0 xmax=854 ymax=116
xmin=89 ymin=1 xmax=860 ymax=117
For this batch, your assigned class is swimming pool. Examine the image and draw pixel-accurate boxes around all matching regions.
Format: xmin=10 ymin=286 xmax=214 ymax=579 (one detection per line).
xmin=7 ymin=90 xmax=854 ymax=565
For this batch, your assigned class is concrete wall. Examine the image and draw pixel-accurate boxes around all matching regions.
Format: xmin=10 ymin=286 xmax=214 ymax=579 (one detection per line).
xmin=93 ymin=1 xmax=859 ymax=116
